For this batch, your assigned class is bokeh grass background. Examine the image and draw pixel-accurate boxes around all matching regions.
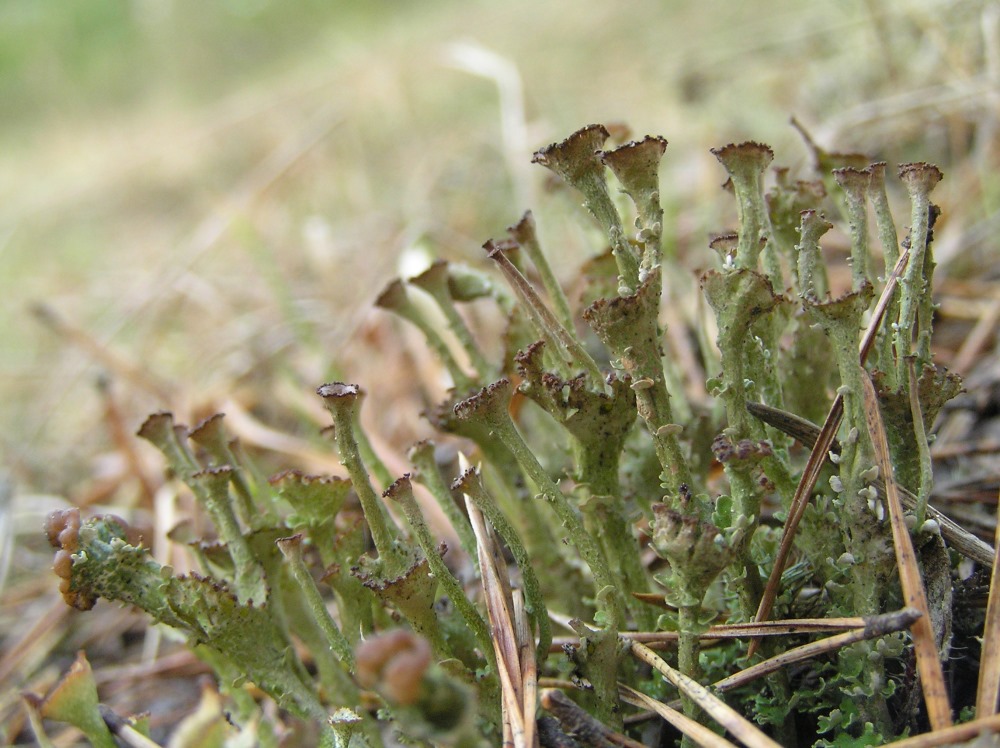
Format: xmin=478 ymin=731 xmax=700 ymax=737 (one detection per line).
xmin=1 ymin=0 xmax=998 ymax=741
xmin=5 ymin=0 xmax=997 ymax=488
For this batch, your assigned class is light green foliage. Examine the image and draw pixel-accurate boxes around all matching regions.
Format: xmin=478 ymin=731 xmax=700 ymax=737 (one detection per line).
xmin=59 ymin=513 xmax=329 ymax=722
xmin=24 ymin=652 xmax=116 ymax=748
xmin=40 ymin=125 xmax=963 ymax=746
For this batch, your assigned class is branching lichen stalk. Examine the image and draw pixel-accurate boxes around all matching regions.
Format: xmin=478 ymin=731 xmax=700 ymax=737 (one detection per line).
xmin=188 ymin=414 xmax=257 ymax=527
xmin=532 ymin=125 xmax=641 ymax=294
xmin=867 ymin=163 xmax=902 ymax=389
xmin=833 ymin=167 xmax=872 ymax=292
xmin=410 ymin=260 xmax=494 ymax=380
xmin=407 ymin=440 xmax=480 ymax=567
xmin=375 ymin=279 xmax=475 ymax=392
xmin=454 ymin=380 xmax=623 ymax=629
xmin=584 ymin=269 xmax=693 ymax=498
xmin=894 ymin=163 xmax=943 ymax=385
xmin=191 ymin=467 xmax=265 ymax=604
xmin=317 ymin=383 xmax=404 ymax=572
xmin=383 ymin=474 xmax=496 ymax=670
xmin=277 ymin=534 xmax=355 ymax=667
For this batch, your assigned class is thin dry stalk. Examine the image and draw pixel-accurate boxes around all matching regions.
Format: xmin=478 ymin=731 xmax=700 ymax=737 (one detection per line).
xmin=953 ymin=296 xmax=1000 ymax=374
xmin=485 ymin=241 xmax=605 ymax=388
xmin=514 ymin=592 xmax=538 ymax=748
xmin=220 ymin=398 xmax=349 ymax=475
xmin=651 ymin=610 xmax=923 ymax=717
xmin=30 ymin=303 xmax=173 ymax=403
xmin=100 ymin=705 xmax=165 ymax=748
xmin=976 ymin=483 xmax=1000 ymax=718
xmin=0 ymin=598 xmax=70 ymax=686
xmin=551 ymin=613 xmax=887 ymax=651
xmin=686 ymin=615 xmax=869 ymax=637
xmin=464 ymin=482 xmax=538 ymax=748
xmin=466 ymin=496 xmax=522 ymax=746
xmin=713 ymin=608 xmax=921 ymax=694
xmin=931 ymin=439 xmax=1000 ymax=460
xmin=98 ymin=379 xmax=158 ymax=505
xmin=628 ymin=640 xmax=782 ymax=748
xmin=749 ymin=249 xmax=910 ymax=657
xmin=883 ymin=713 xmax=1000 ymax=747
xmin=618 ymin=684 xmax=736 ymax=748
xmin=747 ymin=399 xmax=842 ymax=660
xmin=93 ymin=648 xmax=205 ymax=686
xmin=861 ymin=369 xmax=953 ymax=730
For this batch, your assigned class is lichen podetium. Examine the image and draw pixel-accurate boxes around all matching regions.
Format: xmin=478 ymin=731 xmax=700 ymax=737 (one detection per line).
xmin=38 ymin=124 xmax=975 ymax=747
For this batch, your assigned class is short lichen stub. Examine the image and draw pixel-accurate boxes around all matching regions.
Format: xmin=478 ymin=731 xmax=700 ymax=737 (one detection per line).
xmin=41 ymin=123 xmax=975 ymax=747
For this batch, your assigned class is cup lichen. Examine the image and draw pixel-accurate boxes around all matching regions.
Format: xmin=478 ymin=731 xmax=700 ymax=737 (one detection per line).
xmin=36 ymin=123 xmax=979 ymax=747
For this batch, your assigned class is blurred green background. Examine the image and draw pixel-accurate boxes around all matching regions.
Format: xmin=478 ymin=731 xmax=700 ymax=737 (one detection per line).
xmin=2 ymin=0 xmax=996 ymax=493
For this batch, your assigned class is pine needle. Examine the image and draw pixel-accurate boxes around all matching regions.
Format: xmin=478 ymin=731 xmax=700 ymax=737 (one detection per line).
xmin=861 ymin=368 xmax=953 ymax=730
xmin=713 ymin=608 xmax=921 ymax=694
xmin=618 ymin=683 xmax=737 ymax=748
xmin=628 ymin=640 xmax=782 ymax=748
xmin=883 ymin=713 xmax=1000 ymax=747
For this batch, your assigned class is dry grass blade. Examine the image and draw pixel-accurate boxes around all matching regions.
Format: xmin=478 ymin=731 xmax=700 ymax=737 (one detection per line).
xmin=485 ymin=241 xmax=606 ymax=388
xmin=749 ymin=249 xmax=911 ymax=657
xmin=514 ymin=591 xmax=538 ymax=748
xmin=976 ymin=483 xmax=1000 ymax=718
xmin=0 ymin=598 xmax=70 ymax=686
xmin=628 ymin=640 xmax=782 ymax=748
xmin=30 ymin=303 xmax=174 ymax=403
xmin=221 ymin=399 xmax=349 ymax=475
xmin=465 ymin=494 xmax=525 ymax=747
xmin=92 ymin=648 xmax=206 ymax=686
xmin=860 ymin=368 xmax=953 ymax=730
xmin=953 ymin=296 xmax=1000 ymax=375
xmin=708 ymin=614 xmax=868 ymax=636
xmin=931 ymin=438 xmax=1000 ymax=460
xmin=618 ymin=684 xmax=737 ymax=748
xmin=713 ymin=608 xmax=921 ymax=694
xmin=552 ymin=613 xmax=883 ymax=651
xmin=858 ymin=249 xmax=911 ymax=363
xmin=98 ymin=380 xmax=158 ymax=506
xmin=883 ymin=713 xmax=1000 ymax=747
xmin=462 ymin=467 xmax=541 ymax=748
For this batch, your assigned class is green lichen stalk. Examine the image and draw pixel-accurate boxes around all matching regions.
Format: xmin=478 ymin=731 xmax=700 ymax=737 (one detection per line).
xmin=38 ymin=123 xmax=970 ymax=748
